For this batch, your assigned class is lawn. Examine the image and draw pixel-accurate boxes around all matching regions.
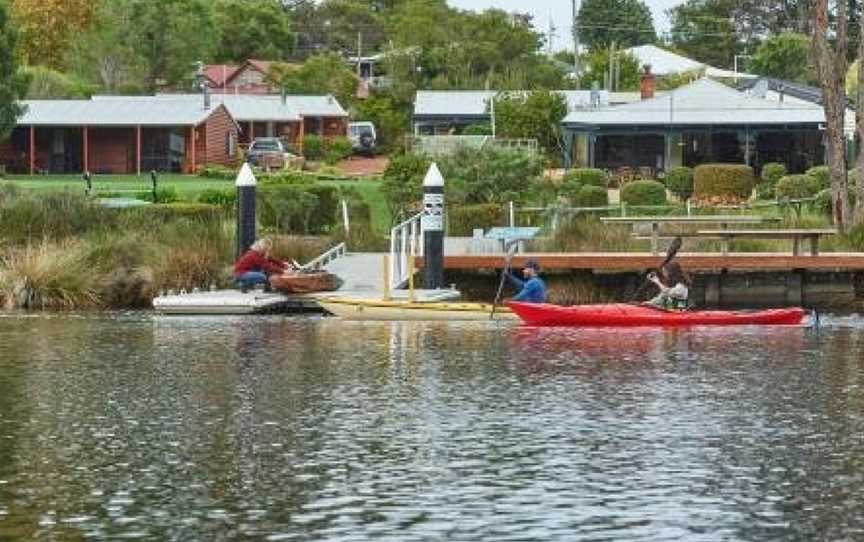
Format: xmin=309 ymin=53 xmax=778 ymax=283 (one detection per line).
xmin=0 ymin=173 xmax=392 ymax=234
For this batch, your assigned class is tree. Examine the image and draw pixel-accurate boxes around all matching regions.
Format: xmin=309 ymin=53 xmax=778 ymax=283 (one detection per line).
xmin=10 ymin=0 xmax=98 ymax=69
xmin=125 ymin=0 xmax=215 ymax=91
xmin=812 ymin=0 xmax=851 ymax=229
xmin=68 ymin=0 xmax=146 ymax=93
xmin=353 ymin=94 xmax=409 ymax=151
xmin=576 ymin=0 xmax=656 ymax=50
xmin=749 ymin=33 xmax=812 ymax=83
xmin=493 ymin=91 xmax=568 ymax=160
xmin=21 ymin=66 xmax=94 ymax=99
xmin=212 ymin=0 xmax=295 ymax=62
xmin=668 ymin=0 xmax=739 ymax=69
xmin=0 ymin=0 xmax=27 ymax=140
xmin=293 ymin=0 xmax=385 ymax=58
xmin=269 ymin=53 xmax=358 ymax=106
xmin=855 ymin=12 xmax=864 ymax=224
xmin=580 ymin=49 xmax=641 ymax=91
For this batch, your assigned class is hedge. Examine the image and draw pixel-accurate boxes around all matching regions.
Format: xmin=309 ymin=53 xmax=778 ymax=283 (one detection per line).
xmin=664 ymin=166 xmax=694 ymax=200
xmin=563 ymin=168 xmax=608 ymax=189
xmin=125 ymin=203 xmax=223 ymax=222
xmin=814 ymin=188 xmax=857 ymax=215
xmin=805 ymin=166 xmax=831 ymax=191
xmin=621 ymin=180 xmax=667 ymax=206
xmin=197 ymin=188 xmax=237 ymax=209
xmin=324 ymin=136 xmax=353 ymax=165
xmin=693 ymin=164 xmax=756 ymax=201
xmin=760 ymin=163 xmax=787 ymax=184
xmin=775 ymin=174 xmax=820 ymax=200
xmin=572 ymin=185 xmax=609 ymax=207
xmin=447 ymin=204 xmax=503 ymax=236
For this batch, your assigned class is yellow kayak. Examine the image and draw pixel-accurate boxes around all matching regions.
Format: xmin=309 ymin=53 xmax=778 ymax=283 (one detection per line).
xmin=317 ymin=298 xmax=517 ymax=321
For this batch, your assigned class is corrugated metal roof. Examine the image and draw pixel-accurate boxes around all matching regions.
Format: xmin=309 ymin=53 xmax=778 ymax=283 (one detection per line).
xmin=92 ymin=93 xmax=347 ymax=120
xmin=626 ymin=44 xmax=756 ymax=79
xmin=20 ymin=99 xmax=223 ymax=126
xmin=563 ymin=78 xmax=825 ymax=128
xmin=414 ymin=90 xmax=611 ymax=118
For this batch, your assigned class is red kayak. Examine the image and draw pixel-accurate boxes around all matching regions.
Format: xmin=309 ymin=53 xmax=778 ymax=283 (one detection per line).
xmin=506 ymin=302 xmax=807 ymax=327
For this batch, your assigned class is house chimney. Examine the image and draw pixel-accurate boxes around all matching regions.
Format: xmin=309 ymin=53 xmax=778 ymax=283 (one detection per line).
xmin=203 ymin=84 xmax=211 ymax=110
xmin=640 ymin=64 xmax=656 ymax=100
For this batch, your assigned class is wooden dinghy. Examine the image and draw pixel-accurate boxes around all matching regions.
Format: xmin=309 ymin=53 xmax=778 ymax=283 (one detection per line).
xmin=317 ymin=298 xmax=517 ymax=321
xmin=270 ymin=271 xmax=342 ymax=294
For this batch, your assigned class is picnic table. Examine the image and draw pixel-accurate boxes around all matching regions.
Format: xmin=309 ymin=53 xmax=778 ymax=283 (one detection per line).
xmin=697 ymin=228 xmax=839 ymax=256
xmin=601 ymin=215 xmax=782 ymax=255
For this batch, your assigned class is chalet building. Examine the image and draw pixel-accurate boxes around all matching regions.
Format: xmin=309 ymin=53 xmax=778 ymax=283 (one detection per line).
xmin=0 ymin=93 xmax=348 ymax=175
xmin=0 ymin=98 xmax=238 ymax=175
xmin=412 ymin=90 xmax=655 ymax=136
xmin=203 ymin=59 xmax=279 ymax=95
xmin=562 ymin=77 xmax=826 ymax=175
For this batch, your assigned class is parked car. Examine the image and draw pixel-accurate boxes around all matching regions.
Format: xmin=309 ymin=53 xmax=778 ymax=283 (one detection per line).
xmin=348 ymin=122 xmax=377 ymax=156
xmin=247 ymin=137 xmax=288 ymax=170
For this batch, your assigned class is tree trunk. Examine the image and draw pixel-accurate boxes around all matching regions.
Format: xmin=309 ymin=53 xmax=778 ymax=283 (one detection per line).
xmin=812 ymin=0 xmax=851 ymax=230
xmin=856 ymin=15 xmax=864 ymax=225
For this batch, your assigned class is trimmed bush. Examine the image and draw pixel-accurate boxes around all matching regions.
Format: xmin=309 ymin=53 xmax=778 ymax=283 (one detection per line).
xmin=664 ymin=166 xmax=694 ymax=200
xmin=197 ymin=165 xmax=236 ymax=179
xmin=572 ymin=185 xmax=609 ymax=207
xmin=563 ymin=168 xmax=608 ymax=189
xmin=303 ymin=134 xmax=325 ymax=161
xmin=805 ymin=165 xmax=831 ymax=191
xmin=197 ymin=188 xmax=237 ymax=209
xmin=136 ymin=187 xmax=179 ymax=204
xmin=775 ymin=174 xmax=820 ymax=200
xmin=324 ymin=136 xmax=353 ymax=165
xmin=693 ymin=164 xmax=756 ymax=201
xmin=761 ymin=162 xmax=787 ymax=184
xmin=127 ymin=203 xmax=223 ymax=222
xmin=447 ymin=204 xmax=504 ymax=236
xmin=621 ymin=180 xmax=667 ymax=206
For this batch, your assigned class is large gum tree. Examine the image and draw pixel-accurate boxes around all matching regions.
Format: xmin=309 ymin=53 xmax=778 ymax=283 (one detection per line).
xmin=0 ymin=0 xmax=27 ymax=140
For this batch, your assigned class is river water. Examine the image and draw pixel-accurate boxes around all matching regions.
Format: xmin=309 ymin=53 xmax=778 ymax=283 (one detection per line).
xmin=1 ymin=313 xmax=864 ymax=541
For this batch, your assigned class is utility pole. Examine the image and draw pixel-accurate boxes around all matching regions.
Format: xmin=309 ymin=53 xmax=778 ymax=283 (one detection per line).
xmin=547 ymin=16 xmax=556 ymax=56
xmin=572 ymin=0 xmax=580 ymax=86
xmin=356 ymin=32 xmax=363 ymax=77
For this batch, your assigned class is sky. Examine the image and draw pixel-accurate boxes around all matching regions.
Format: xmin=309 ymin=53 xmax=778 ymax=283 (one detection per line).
xmin=447 ymin=0 xmax=683 ymax=51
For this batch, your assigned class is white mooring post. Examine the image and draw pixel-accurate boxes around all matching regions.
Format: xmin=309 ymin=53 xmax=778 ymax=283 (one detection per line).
xmin=235 ymin=163 xmax=257 ymax=258
xmin=422 ymin=163 xmax=445 ymax=290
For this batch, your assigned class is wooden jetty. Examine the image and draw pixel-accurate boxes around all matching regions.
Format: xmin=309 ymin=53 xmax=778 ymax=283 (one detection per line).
xmin=425 ymin=253 xmax=864 ymax=272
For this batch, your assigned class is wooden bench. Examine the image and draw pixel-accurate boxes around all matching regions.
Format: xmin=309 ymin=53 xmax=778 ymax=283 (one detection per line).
xmin=697 ymin=229 xmax=839 ymax=256
xmin=601 ymin=215 xmax=781 ymax=255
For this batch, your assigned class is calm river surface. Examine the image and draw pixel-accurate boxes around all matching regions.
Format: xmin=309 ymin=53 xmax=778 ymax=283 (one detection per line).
xmin=1 ymin=313 xmax=864 ymax=541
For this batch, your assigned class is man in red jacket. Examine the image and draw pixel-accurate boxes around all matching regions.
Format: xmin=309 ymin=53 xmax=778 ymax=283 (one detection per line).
xmin=234 ymin=238 xmax=291 ymax=292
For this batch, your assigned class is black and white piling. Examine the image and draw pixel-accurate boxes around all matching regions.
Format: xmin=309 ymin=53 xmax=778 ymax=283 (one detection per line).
xmin=422 ymin=163 xmax=445 ymax=289
xmin=236 ymin=163 xmax=257 ymax=258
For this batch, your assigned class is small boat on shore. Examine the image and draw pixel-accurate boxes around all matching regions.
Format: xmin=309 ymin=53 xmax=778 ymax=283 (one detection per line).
xmin=507 ymin=302 xmax=807 ymax=327
xmin=270 ymin=271 xmax=342 ymax=294
xmin=318 ymin=297 xmax=517 ymax=321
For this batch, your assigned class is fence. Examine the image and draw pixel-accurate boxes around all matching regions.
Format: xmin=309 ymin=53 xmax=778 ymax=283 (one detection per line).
xmin=411 ymin=136 xmax=538 ymax=157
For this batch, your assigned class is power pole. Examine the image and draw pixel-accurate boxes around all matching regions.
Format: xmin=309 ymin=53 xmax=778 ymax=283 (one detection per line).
xmin=356 ymin=32 xmax=363 ymax=77
xmin=572 ymin=0 xmax=580 ymax=86
xmin=547 ymin=16 xmax=556 ymax=56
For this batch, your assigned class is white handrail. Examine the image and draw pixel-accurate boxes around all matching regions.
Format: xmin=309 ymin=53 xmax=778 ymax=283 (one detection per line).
xmin=301 ymin=242 xmax=346 ymax=271
xmin=390 ymin=213 xmax=423 ymax=289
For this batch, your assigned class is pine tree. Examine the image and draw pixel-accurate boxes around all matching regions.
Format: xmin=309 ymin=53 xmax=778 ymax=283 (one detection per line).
xmin=0 ymin=0 xmax=28 ymax=140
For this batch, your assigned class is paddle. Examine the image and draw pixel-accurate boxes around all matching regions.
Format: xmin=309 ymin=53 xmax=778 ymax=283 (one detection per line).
xmin=491 ymin=241 xmax=520 ymax=320
xmin=629 ymin=236 xmax=683 ymax=303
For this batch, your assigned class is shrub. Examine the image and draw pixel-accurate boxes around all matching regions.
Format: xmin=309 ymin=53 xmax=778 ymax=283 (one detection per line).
xmin=438 ymin=146 xmax=544 ymax=205
xmin=621 ymin=180 xmax=667 ymax=206
xmin=572 ymin=185 xmax=609 ymax=207
xmin=197 ymin=188 xmax=237 ymax=209
xmin=761 ymin=162 xmax=787 ymax=184
xmin=126 ymin=203 xmax=223 ymax=223
xmin=382 ymin=153 xmax=431 ymax=221
xmin=304 ymin=184 xmax=340 ymax=233
xmin=136 ymin=186 xmax=179 ymax=204
xmin=258 ymin=185 xmax=320 ymax=234
xmin=814 ymin=188 xmax=857 ymax=215
xmin=805 ymin=166 xmax=831 ymax=191
xmin=775 ymin=174 xmax=820 ymax=200
xmin=303 ymin=134 xmax=325 ymax=161
xmin=563 ymin=168 xmax=608 ymax=189
xmin=259 ymin=170 xmax=313 ymax=185
xmin=197 ymin=165 xmax=236 ymax=179
xmin=664 ymin=166 xmax=694 ymax=200
xmin=324 ymin=136 xmax=353 ymax=165
xmin=447 ymin=204 xmax=504 ymax=236
xmin=462 ymin=123 xmax=492 ymax=135
xmin=693 ymin=164 xmax=756 ymax=201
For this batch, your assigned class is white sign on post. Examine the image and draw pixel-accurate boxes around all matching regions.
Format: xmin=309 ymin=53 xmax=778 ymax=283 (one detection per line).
xmin=421 ymin=193 xmax=444 ymax=232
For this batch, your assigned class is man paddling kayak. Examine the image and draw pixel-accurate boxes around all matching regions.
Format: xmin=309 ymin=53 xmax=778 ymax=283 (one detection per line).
xmin=644 ymin=262 xmax=690 ymax=310
xmin=506 ymin=260 xmax=547 ymax=303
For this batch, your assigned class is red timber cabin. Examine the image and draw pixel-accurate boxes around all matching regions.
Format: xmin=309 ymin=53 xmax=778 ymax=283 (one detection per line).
xmin=0 ymin=93 xmax=349 ymax=174
xmin=0 ymin=97 xmax=239 ymax=174
xmin=203 ymin=59 xmax=279 ymax=95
